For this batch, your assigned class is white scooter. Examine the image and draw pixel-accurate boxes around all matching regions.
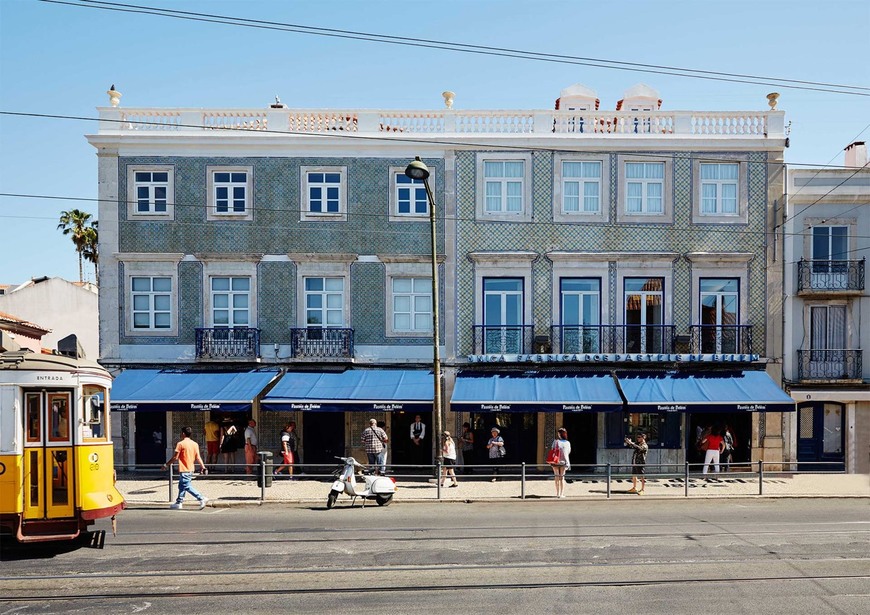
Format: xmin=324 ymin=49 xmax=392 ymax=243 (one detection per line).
xmin=326 ymin=456 xmax=396 ymax=509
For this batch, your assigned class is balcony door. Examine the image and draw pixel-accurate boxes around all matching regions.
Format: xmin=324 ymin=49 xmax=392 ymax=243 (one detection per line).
xmin=700 ymin=278 xmax=739 ymax=353
xmin=809 ymin=305 xmax=846 ymax=378
xmin=624 ymin=277 xmax=663 ymax=352
xmin=560 ymin=278 xmax=601 ymax=352
xmin=812 ymin=226 xmax=848 ymax=288
xmin=483 ymin=278 xmax=524 ymax=353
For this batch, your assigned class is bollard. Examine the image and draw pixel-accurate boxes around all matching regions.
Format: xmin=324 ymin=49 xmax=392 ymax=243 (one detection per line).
xmin=684 ymin=460 xmax=690 ymax=498
xmin=168 ymin=464 xmax=174 ymax=503
xmin=436 ymin=461 xmax=442 ymax=500
xmin=606 ymin=463 xmax=611 ymax=499
xmin=758 ymin=459 xmax=764 ymax=496
xmin=521 ymin=463 xmax=526 ymax=499
xmin=257 ymin=451 xmax=273 ymax=488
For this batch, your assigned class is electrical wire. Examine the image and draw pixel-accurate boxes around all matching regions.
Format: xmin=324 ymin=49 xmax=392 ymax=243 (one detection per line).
xmin=36 ymin=0 xmax=870 ymax=97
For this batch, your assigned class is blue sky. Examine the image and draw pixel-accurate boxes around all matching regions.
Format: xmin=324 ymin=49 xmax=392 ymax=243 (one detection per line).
xmin=1 ymin=0 xmax=868 ymax=285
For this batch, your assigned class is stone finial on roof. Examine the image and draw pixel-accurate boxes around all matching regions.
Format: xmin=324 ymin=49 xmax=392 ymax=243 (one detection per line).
xmin=767 ymin=92 xmax=780 ymax=110
xmin=442 ymin=91 xmax=455 ymax=109
xmin=107 ymin=85 xmax=122 ymax=107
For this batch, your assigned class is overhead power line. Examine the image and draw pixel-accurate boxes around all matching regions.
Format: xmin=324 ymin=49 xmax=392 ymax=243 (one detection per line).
xmin=39 ymin=0 xmax=870 ymax=97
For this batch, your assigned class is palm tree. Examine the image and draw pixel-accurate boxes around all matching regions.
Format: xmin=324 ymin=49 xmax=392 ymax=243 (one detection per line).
xmin=57 ymin=209 xmax=93 ymax=282
xmin=82 ymin=221 xmax=99 ymax=285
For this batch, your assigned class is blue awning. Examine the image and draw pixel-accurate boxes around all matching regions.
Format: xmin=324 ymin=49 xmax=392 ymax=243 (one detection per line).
xmin=261 ymin=369 xmax=433 ymax=412
xmin=450 ymin=371 xmax=624 ymax=413
xmin=618 ymin=371 xmax=796 ymax=413
xmin=110 ymin=368 xmax=281 ymax=413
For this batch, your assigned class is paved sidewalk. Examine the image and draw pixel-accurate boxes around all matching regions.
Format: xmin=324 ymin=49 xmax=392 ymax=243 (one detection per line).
xmin=118 ymin=470 xmax=870 ymax=508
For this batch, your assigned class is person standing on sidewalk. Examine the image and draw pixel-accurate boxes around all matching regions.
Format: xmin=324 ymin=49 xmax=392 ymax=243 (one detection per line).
xmin=459 ymin=422 xmax=474 ymax=474
xmin=274 ymin=422 xmax=294 ymax=477
xmin=440 ymin=431 xmax=458 ymax=487
xmin=721 ymin=424 xmax=736 ymax=471
xmin=486 ymin=427 xmax=506 ymax=482
xmin=162 ymin=426 xmax=208 ymax=510
xmin=361 ymin=418 xmax=388 ymax=474
xmin=244 ymin=419 xmax=258 ymax=475
xmin=625 ymin=432 xmax=648 ymax=495
xmin=700 ymin=426 xmax=724 ymax=475
xmin=204 ymin=418 xmax=220 ymax=469
xmin=376 ymin=420 xmax=389 ymax=475
xmin=548 ymin=427 xmax=571 ymax=498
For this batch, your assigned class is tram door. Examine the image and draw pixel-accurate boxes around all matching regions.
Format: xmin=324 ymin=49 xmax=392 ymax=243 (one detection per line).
xmin=22 ymin=390 xmax=75 ymax=520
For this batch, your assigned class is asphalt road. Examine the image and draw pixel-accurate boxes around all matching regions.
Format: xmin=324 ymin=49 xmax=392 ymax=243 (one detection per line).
xmin=1 ymin=499 xmax=868 ymax=614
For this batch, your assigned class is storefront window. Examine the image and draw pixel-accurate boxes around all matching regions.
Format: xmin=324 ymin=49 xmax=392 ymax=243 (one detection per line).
xmin=606 ymin=412 xmax=681 ymax=448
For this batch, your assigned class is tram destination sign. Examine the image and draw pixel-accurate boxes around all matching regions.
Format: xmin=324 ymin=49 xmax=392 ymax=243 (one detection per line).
xmin=468 ymin=353 xmax=759 ymax=364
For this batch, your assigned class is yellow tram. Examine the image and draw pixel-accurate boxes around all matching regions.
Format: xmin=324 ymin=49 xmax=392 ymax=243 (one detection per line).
xmin=0 ymin=334 xmax=125 ymax=543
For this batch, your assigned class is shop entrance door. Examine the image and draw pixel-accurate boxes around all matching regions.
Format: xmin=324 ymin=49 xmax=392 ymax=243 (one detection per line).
xmin=135 ymin=412 xmax=167 ymax=467
xmin=302 ymin=411 xmax=345 ymax=471
xmin=471 ymin=412 xmax=538 ymax=467
xmin=391 ymin=411 xmax=433 ymax=468
xmin=22 ymin=390 xmax=75 ymax=521
xmin=560 ymin=412 xmax=597 ymax=470
xmin=797 ymin=402 xmax=845 ymax=471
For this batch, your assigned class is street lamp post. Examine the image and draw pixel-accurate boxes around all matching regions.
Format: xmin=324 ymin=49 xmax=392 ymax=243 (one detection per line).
xmin=404 ymin=157 xmax=442 ymax=464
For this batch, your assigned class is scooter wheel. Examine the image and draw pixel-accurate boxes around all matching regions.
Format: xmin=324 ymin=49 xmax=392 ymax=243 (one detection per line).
xmin=326 ymin=490 xmax=339 ymax=509
xmin=375 ymin=494 xmax=393 ymax=506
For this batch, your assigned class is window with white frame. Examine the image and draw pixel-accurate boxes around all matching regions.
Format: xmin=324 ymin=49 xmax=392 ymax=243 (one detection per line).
xmin=560 ymin=278 xmax=601 ymax=353
xmin=394 ymin=173 xmax=428 ymax=217
xmin=305 ymin=277 xmax=344 ymax=326
xmin=134 ymin=171 xmax=169 ymax=213
xmin=392 ymin=277 xmax=432 ymax=333
xmin=484 ymin=161 xmax=524 ymax=213
xmin=700 ymin=163 xmax=738 ymax=215
xmin=131 ymin=276 xmax=172 ymax=330
xmin=207 ymin=167 xmax=252 ymax=220
xmin=562 ymin=161 xmax=601 ymax=213
xmin=625 ymin=162 xmax=664 ymax=214
xmin=211 ymin=276 xmax=250 ymax=327
xmin=300 ymin=167 xmax=347 ymax=221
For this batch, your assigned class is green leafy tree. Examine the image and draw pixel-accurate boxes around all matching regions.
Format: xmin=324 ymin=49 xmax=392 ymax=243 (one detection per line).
xmin=82 ymin=221 xmax=99 ymax=285
xmin=57 ymin=209 xmax=93 ymax=282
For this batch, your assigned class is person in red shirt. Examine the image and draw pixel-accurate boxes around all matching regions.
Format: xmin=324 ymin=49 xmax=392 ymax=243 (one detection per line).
xmin=701 ymin=426 xmax=725 ymax=475
xmin=162 ymin=426 xmax=208 ymax=510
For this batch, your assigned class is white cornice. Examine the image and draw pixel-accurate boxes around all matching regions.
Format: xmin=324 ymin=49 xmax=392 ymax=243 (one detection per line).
xmin=194 ymin=252 xmax=263 ymax=263
xmin=685 ymin=252 xmax=755 ymax=264
xmin=115 ymin=252 xmax=184 ymax=263
xmin=288 ymin=252 xmax=357 ymax=264
xmin=378 ymin=254 xmax=445 ymax=264
xmin=468 ymin=251 xmax=538 ymax=264
xmin=547 ymin=251 xmax=680 ymax=263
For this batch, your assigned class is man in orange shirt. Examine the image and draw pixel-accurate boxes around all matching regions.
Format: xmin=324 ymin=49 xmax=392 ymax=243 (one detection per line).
xmin=162 ymin=426 xmax=208 ymax=510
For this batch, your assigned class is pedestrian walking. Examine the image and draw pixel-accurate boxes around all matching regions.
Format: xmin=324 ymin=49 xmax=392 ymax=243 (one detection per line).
xmin=274 ymin=422 xmax=295 ymax=477
xmin=361 ymin=418 xmax=389 ymax=474
xmin=721 ymin=424 xmax=736 ymax=471
xmin=700 ymin=426 xmax=725 ymax=475
xmin=625 ymin=432 xmax=648 ymax=494
xmin=548 ymin=427 xmax=571 ymax=498
xmin=162 ymin=426 xmax=208 ymax=510
xmin=486 ymin=427 xmax=506 ymax=482
xmin=440 ymin=431 xmax=458 ymax=487
xmin=459 ymin=422 xmax=474 ymax=474
xmin=244 ymin=419 xmax=258 ymax=475
xmin=376 ymin=420 xmax=389 ymax=475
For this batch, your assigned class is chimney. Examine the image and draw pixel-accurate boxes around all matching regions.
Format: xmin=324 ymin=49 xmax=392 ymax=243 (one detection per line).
xmin=844 ymin=142 xmax=867 ymax=168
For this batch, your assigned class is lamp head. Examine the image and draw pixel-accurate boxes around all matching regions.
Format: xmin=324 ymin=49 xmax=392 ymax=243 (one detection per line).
xmin=405 ymin=156 xmax=430 ymax=181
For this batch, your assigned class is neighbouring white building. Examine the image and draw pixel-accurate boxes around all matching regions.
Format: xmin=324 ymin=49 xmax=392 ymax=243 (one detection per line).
xmin=784 ymin=141 xmax=870 ymax=473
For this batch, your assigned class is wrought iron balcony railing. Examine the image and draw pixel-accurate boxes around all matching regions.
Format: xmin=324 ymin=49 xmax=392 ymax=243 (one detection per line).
xmin=550 ymin=324 xmax=676 ymax=354
xmin=195 ymin=327 xmax=260 ymax=360
xmin=797 ymin=259 xmax=865 ymax=293
xmin=689 ymin=325 xmax=755 ymax=354
xmin=473 ymin=325 xmax=536 ymax=355
xmin=797 ymin=349 xmax=863 ymax=381
xmin=290 ymin=327 xmax=354 ymax=359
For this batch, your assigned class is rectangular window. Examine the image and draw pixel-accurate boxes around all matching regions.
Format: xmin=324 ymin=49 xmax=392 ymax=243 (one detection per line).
xmin=131 ymin=276 xmax=172 ymax=330
xmin=211 ymin=276 xmax=250 ymax=327
xmin=700 ymin=278 xmax=739 ymax=353
xmin=625 ymin=162 xmax=664 ymax=213
xmin=133 ymin=171 xmax=169 ymax=213
xmin=484 ymin=161 xmax=524 ymax=213
xmin=624 ymin=277 xmax=664 ymax=353
xmin=395 ymin=173 xmax=428 ymax=216
xmin=560 ymin=278 xmax=601 ymax=352
xmin=483 ymin=278 xmax=524 ymax=353
xmin=25 ymin=392 xmax=41 ymax=443
xmin=606 ymin=412 xmax=680 ymax=448
xmin=213 ymin=171 xmax=248 ymax=214
xmin=392 ymin=277 xmax=432 ymax=332
xmin=305 ymin=277 xmax=344 ymax=326
xmin=809 ymin=305 xmax=847 ymax=378
xmin=307 ymin=172 xmax=341 ymax=213
xmin=700 ymin=163 xmax=738 ymax=214
xmin=562 ymin=161 xmax=601 ymax=213
xmin=48 ymin=393 xmax=71 ymax=443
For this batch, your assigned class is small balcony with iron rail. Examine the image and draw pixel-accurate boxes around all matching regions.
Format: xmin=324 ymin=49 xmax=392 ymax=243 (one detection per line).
xmin=797 ymin=259 xmax=865 ymax=296
xmin=473 ymin=325 xmax=536 ymax=355
xmin=688 ymin=325 xmax=755 ymax=355
xmin=195 ymin=327 xmax=260 ymax=360
xmin=290 ymin=327 xmax=354 ymax=360
xmin=550 ymin=324 xmax=676 ymax=354
xmin=797 ymin=349 xmax=863 ymax=382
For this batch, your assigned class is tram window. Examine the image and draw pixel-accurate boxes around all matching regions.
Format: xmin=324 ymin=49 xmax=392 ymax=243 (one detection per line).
xmin=82 ymin=386 xmax=108 ymax=440
xmin=25 ymin=392 xmax=41 ymax=443
xmin=47 ymin=393 xmax=70 ymax=442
